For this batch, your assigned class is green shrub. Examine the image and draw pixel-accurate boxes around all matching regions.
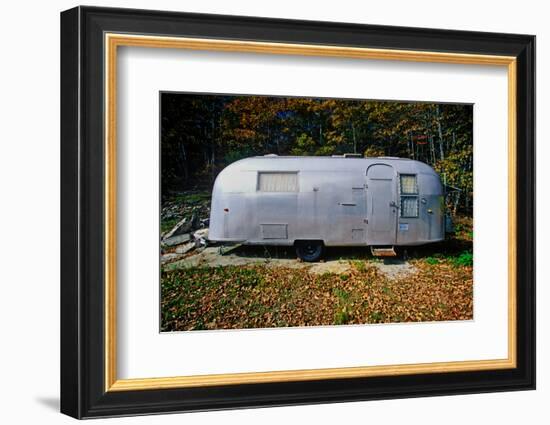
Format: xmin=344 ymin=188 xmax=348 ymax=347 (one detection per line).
xmin=452 ymin=251 xmax=473 ymax=267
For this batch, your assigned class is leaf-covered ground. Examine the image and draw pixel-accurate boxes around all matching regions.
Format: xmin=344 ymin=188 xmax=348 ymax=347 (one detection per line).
xmin=161 ymin=257 xmax=473 ymax=331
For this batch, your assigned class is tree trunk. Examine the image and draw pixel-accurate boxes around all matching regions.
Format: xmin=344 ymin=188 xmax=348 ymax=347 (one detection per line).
xmin=351 ymin=122 xmax=357 ymax=153
xmin=178 ymin=137 xmax=188 ymax=181
xmin=451 ymin=132 xmax=456 ymax=152
xmin=429 ymin=133 xmax=436 ymax=165
xmin=436 ymin=104 xmax=445 ymax=161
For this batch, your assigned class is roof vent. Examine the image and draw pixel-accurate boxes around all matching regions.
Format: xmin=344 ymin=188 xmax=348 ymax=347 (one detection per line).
xmin=264 ymin=154 xmax=278 ymax=157
xmin=377 ymin=156 xmax=400 ymax=160
xmin=331 ymin=153 xmax=363 ymax=158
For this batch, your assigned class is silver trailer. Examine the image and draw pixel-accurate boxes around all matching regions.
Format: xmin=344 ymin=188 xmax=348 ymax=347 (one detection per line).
xmin=209 ymin=155 xmax=445 ymax=261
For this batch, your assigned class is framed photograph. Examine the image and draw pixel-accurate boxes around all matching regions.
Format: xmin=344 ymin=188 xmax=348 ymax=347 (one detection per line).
xmin=60 ymin=6 xmax=535 ymax=419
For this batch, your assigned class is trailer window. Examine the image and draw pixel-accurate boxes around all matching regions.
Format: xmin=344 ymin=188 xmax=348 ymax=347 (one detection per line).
xmin=400 ymin=174 xmax=418 ymax=217
xmin=400 ymin=174 xmax=418 ymax=194
xmin=401 ymin=196 xmax=419 ymax=218
xmin=258 ymin=172 xmax=298 ymax=192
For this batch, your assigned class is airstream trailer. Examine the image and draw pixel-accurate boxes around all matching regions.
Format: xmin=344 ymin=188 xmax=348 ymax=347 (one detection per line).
xmin=209 ymin=155 xmax=445 ymax=261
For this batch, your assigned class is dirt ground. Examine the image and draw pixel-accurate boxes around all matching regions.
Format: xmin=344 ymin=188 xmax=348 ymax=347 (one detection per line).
xmin=165 ymin=245 xmax=418 ymax=280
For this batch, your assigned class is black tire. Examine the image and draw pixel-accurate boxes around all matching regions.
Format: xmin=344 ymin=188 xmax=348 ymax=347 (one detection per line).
xmin=295 ymin=241 xmax=324 ymax=262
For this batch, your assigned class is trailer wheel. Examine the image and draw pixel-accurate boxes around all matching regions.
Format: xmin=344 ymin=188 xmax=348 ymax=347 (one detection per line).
xmin=295 ymin=241 xmax=324 ymax=262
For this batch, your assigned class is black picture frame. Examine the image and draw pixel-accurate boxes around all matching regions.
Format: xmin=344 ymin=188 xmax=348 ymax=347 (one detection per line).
xmin=60 ymin=6 xmax=535 ymax=419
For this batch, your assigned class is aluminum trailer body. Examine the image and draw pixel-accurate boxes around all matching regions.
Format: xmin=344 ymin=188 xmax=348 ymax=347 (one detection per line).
xmin=209 ymin=155 xmax=445 ymax=258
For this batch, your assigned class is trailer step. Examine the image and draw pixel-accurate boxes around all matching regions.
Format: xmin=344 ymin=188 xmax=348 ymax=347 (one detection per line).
xmin=371 ymin=246 xmax=397 ymax=257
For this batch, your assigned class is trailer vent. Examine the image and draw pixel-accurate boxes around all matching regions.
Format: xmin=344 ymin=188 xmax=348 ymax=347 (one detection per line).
xmin=261 ymin=224 xmax=288 ymax=239
xmin=352 ymin=229 xmax=364 ymax=241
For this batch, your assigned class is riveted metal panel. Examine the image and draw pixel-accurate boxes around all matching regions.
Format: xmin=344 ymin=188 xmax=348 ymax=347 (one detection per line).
xmin=209 ymin=156 xmax=444 ymax=247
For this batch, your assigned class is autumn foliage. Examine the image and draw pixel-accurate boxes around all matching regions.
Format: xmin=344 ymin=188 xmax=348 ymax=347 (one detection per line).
xmin=161 ymin=94 xmax=473 ymax=212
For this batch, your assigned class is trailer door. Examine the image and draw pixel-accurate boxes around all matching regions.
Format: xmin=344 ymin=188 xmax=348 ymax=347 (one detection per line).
xmin=366 ymin=164 xmax=397 ymax=245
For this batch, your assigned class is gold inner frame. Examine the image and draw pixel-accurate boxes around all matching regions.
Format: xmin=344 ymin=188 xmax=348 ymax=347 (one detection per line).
xmin=104 ymin=33 xmax=517 ymax=392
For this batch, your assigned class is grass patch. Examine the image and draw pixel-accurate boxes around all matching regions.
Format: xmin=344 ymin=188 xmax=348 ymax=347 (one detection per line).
xmin=369 ymin=311 xmax=384 ymax=322
xmin=333 ymin=288 xmax=352 ymax=325
xmin=423 ymin=249 xmax=472 ymax=268
xmin=334 ymin=309 xmax=351 ymax=325
xmin=333 ymin=287 xmax=351 ymax=303
xmin=173 ymin=191 xmax=211 ymax=204
xmin=351 ymin=260 xmax=368 ymax=273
